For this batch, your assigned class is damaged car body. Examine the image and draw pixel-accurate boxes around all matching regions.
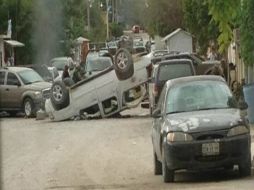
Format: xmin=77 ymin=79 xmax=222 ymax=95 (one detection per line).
xmin=151 ymin=75 xmax=251 ymax=183
xmin=45 ymin=49 xmax=149 ymax=121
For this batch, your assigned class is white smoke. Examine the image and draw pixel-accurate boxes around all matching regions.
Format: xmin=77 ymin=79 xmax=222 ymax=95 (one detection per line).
xmin=32 ymin=0 xmax=63 ymax=65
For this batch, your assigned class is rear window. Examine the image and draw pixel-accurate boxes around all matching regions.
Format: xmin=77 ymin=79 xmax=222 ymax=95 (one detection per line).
xmin=158 ymin=63 xmax=193 ymax=81
xmin=86 ymin=57 xmax=112 ymax=72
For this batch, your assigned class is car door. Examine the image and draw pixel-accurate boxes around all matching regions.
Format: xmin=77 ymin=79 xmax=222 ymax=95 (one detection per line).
xmin=152 ymin=86 xmax=167 ymax=159
xmin=4 ymin=72 xmax=23 ymax=108
xmin=0 ymin=71 xmax=7 ymax=108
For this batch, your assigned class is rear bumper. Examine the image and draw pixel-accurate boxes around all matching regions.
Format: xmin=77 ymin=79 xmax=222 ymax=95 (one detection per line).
xmin=164 ymin=134 xmax=251 ymax=171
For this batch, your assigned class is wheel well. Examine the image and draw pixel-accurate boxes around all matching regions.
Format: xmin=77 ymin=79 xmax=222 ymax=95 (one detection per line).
xmin=22 ymin=96 xmax=32 ymax=106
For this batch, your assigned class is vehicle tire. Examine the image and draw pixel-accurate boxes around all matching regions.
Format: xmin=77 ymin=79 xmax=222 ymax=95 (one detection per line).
xmin=154 ymin=152 xmax=162 ymax=175
xmin=50 ymin=81 xmax=70 ymax=110
xmin=114 ymin=48 xmax=134 ymax=80
xmin=162 ymin=148 xmax=174 ymax=183
xmin=63 ymin=77 xmax=75 ymax=87
xmin=23 ymin=98 xmax=36 ymax=117
xmin=239 ymin=155 xmax=251 ymax=177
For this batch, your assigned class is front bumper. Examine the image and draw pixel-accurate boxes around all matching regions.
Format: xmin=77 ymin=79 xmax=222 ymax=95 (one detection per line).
xmin=164 ymin=134 xmax=251 ymax=171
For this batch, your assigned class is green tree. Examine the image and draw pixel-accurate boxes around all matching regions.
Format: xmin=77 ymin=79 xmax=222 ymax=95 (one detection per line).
xmin=206 ymin=0 xmax=241 ymax=53
xmin=240 ymin=0 xmax=254 ymax=66
xmin=145 ymin=0 xmax=184 ymax=37
xmin=0 ymin=0 xmax=34 ymax=65
xmin=110 ymin=22 xmax=124 ymax=38
xmin=183 ymin=0 xmax=219 ymax=55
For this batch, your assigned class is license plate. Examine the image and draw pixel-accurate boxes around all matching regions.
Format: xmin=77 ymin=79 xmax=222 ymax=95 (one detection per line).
xmin=202 ymin=143 xmax=220 ymax=156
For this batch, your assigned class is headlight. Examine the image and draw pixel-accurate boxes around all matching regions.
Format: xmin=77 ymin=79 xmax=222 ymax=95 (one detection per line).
xmin=227 ymin=125 xmax=249 ymax=137
xmin=167 ymin=132 xmax=193 ymax=142
xmin=34 ymin=91 xmax=42 ymax=98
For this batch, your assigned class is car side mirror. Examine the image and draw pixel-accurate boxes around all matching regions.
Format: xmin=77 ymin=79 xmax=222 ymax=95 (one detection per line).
xmin=152 ymin=109 xmax=161 ymax=118
xmin=14 ymin=81 xmax=21 ymax=86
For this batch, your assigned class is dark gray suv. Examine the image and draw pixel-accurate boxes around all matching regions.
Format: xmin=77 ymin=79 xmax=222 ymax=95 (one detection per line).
xmin=0 ymin=67 xmax=51 ymax=117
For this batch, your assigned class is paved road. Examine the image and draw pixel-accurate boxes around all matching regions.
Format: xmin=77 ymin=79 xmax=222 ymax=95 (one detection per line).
xmin=0 ymin=114 xmax=254 ymax=190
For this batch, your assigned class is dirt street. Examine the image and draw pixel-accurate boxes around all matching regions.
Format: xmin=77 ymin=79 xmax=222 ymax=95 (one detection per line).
xmin=0 ymin=113 xmax=254 ymax=190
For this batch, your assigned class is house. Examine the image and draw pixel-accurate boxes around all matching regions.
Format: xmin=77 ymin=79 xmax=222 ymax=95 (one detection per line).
xmin=162 ymin=28 xmax=193 ymax=53
xmin=74 ymin=37 xmax=90 ymax=63
xmin=0 ymin=35 xmax=24 ymax=67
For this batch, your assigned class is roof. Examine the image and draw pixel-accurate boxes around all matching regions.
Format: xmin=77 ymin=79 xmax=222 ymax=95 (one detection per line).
xmin=4 ymin=40 xmax=25 ymax=47
xmin=162 ymin=28 xmax=192 ymax=42
xmin=166 ymin=75 xmax=226 ymax=88
xmin=75 ymin=37 xmax=90 ymax=44
xmin=0 ymin=66 xmax=32 ymax=72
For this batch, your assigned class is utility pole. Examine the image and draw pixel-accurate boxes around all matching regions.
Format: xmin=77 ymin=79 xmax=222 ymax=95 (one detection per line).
xmin=106 ymin=0 xmax=109 ymax=40
xmin=87 ymin=0 xmax=91 ymax=32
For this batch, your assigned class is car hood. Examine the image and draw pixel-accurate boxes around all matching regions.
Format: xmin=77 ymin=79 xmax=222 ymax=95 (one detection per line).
xmin=25 ymin=81 xmax=52 ymax=91
xmin=165 ymin=109 xmax=244 ymax=133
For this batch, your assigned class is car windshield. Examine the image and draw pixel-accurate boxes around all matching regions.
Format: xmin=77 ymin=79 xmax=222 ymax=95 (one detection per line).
xmin=158 ymin=63 xmax=193 ymax=81
xmin=166 ymin=80 xmax=235 ymax=114
xmin=51 ymin=60 xmax=69 ymax=70
xmin=86 ymin=57 xmax=112 ymax=72
xmin=18 ymin=69 xmax=44 ymax=84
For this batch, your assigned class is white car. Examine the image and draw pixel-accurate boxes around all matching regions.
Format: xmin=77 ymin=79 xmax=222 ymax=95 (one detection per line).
xmin=45 ymin=49 xmax=151 ymax=121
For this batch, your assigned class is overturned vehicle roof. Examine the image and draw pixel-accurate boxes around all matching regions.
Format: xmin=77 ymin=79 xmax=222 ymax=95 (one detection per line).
xmin=44 ymin=49 xmax=151 ymax=121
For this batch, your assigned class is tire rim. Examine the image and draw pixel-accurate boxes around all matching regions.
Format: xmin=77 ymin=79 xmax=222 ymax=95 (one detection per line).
xmin=53 ymin=84 xmax=63 ymax=102
xmin=24 ymin=101 xmax=32 ymax=116
xmin=116 ymin=52 xmax=128 ymax=69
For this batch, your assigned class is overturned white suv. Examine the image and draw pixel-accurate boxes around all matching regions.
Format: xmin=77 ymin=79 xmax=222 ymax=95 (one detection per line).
xmin=45 ymin=49 xmax=150 ymax=121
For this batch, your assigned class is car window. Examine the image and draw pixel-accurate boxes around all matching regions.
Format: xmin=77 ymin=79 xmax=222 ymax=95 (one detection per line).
xmin=17 ymin=69 xmax=44 ymax=85
xmin=158 ymin=63 xmax=193 ymax=81
xmin=7 ymin=72 xmax=20 ymax=86
xmin=0 ymin=71 xmax=5 ymax=85
xmin=52 ymin=60 xmax=68 ymax=70
xmin=166 ymin=81 xmax=233 ymax=114
xmin=86 ymin=57 xmax=112 ymax=72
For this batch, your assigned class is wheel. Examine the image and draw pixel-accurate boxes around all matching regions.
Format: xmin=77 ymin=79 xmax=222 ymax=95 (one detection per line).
xmin=23 ymin=98 xmax=35 ymax=117
xmin=162 ymin=148 xmax=174 ymax=182
xmin=154 ymin=152 xmax=162 ymax=175
xmin=114 ymin=48 xmax=134 ymax=80
xmin=50 ymin=81 xmax=70 ymax=110
xmin=239 ymin=155 xmax=251 ymax=177
xmin=63 ymin=77 xmax=75 ymax=87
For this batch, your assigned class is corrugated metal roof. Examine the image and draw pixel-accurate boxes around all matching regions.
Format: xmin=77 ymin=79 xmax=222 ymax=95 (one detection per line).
xmin=162 ymin=28 xmax=192 ymax=42
xmin=4 ymin=40 xmax=25 ymax=47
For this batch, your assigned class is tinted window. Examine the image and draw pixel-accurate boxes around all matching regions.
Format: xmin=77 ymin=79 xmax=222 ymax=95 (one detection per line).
xmin=158 ymin=63 xmax=193 ymax=81
xmin=166 ymin=81 xmax=233 ymax=114
xmin=7 ymin=72 xmax=20 ymax=86
xmin=86 ymin=57 xmax=112 ymax=72
xmin=0 ymin=71 xmax=5 ymax=85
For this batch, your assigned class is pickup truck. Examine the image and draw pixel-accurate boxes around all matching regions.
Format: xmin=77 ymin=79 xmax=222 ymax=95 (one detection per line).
xmin=45 ymin=49 xmax=150 ymax=121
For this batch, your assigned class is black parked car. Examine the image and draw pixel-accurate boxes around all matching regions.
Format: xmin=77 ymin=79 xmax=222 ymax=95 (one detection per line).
xmin=152 ymin=75 xmax=251 ymax=183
